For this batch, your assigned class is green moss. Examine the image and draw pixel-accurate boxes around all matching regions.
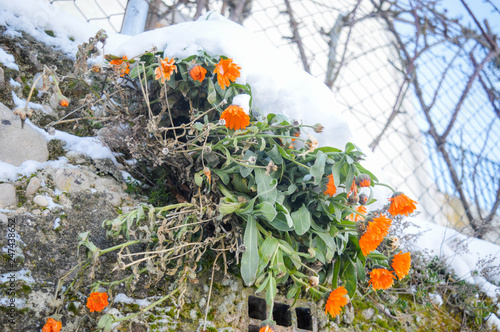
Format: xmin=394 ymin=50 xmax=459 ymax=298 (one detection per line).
xmin=44 ymin=30 xmax=55 ymax=37
xmin=67 ymin=302 xmax=78 ymax=314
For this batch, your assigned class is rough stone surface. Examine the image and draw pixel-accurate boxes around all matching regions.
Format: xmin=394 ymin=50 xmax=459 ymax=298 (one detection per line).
xmin=0 ymin=212 xmax=7 ymax=225
xmin=33 ymin=195 xmax=49 ymax=207
xmin=0 ymin=102 xmax=49 ymax=166
xmin=361 ymin=308 xmax=376 ymax=320
xmin=26 ymin=176 xmax=42 ymax=196
xmin=0 ymin=183 xmax=17 ymax=208
xmin=53 ymin=168 xmax=90 ymax=193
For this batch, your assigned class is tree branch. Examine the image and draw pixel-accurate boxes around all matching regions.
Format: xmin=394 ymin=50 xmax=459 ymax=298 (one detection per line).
xmin=283 ymin=0 xmax=310 ymax=73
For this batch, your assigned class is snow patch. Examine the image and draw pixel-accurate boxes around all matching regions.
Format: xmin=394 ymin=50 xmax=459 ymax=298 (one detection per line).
xmin=0 ymin=48 xmax=19 ymax=71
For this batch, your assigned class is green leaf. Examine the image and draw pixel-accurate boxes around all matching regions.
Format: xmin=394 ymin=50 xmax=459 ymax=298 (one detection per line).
xmin=291 ymin=204 xmax=311 ymax=235
xmin=310 ymin=150 xmax=327 ymax=185
xmin=267 ymin=145 xmax=283 ymax=165
xmin=241 ymin=216 xmax=259 ymax=286
xmin=219 ymin=198 xmax=245 ymax=215
xmin=286 ymin=283 xmax=300 ymax=299
xmin=255 ymin=273 xmax=270 ymax=294
xmin=356 ymin=257 xmax=366 ymax=283
xmin=255 ymin=201 xmax=277 ymax=221
xmin=239 ymin=150 xmax=257 ymax=178
xmin=343 ymin=260 xmax=357 ymax=297
xmin=313 ymin=230 xmax=337 ymax=252
xmin=207 ymin=78 xmax=217 ymax=105
xmin=268 ymin=214 xmax=293 ymax=231
xmin=332 ymin=258 xmax=341 ymax=288
xmin=275 ymin=202 xmax=293 ymax=228
xmin=97 ymin=314 xmax=115 ymax=332
xmin=255 ymin=168 xmax=278 ymax=204
xmin=212 ymin=169 xmax=230 ymax=185
xmin=260 ymin=236 xmax=279 ymax=264
xmin=266 ymin=276 xmax=277 ymax=306
xmin=194 ymin=171 xmax=203 ymax=187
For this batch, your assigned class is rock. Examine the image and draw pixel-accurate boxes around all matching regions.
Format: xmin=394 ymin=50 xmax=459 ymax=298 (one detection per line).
xmin=93 ymin=158 xmax=122 ymax=182
xmin=361 ymin=307 xmax=375 ymax=320
xmin=54 ymin=168 xmax=90 ymax=193
xmin=104 ymin=192 xmax=122 ymax=207
xmin=65 ymin=150 xmax=89 ymax=164
xmin=343 ymin=303 xmax=355 ymax=324
xmin=0 ymin=102 xmax=49 ymax=166
xmin=26 ymin=177 xmax=42 ymax=196
xmin=33 ymin=195 xmax=49 ymax=207
xmin=0 ymin=183 xmax=17 ymax=208
xmin=0 ymin=212 xmax=7 ymax=225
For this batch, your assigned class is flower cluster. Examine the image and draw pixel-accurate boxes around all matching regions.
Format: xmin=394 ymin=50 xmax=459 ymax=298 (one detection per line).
xmin=359 ymin=214 xmax=392 ymax=256
xmin=109 ymin=55 xmax=130 ymax=77
xmin=42 ymin=318 xmax=62 ymax=332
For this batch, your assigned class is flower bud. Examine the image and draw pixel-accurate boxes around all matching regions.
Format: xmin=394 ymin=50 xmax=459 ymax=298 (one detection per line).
xmin=356 ymin=174 xmax=371 ymax=187
xmin=359 ymin=193 xmax=368 ymax=205
xmin=309 ymin=275 xmax=319 ymax=287
xmin=313 ymin=123 xmax=324 ymax=133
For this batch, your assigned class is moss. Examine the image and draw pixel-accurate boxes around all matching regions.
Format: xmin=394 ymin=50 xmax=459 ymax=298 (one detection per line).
xmin=67 ymin=302 xmax=78 ymax=314
xmin=44 ymin=30 xmax=55 ymax=37
xmin=47 ymin=139 xmax=67 ymax=160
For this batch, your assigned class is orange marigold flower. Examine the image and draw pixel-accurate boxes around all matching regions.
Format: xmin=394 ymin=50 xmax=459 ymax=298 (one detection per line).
xmin=259 ymin=325 xmax=274 ymax=332
xmin=324 ymin=174 xmax=337 ymax=196
xmin=325 ymin=286 xmax=348 ymax=318
xmin=359 ymin=214 xmax=392 ymax=256
xmin=368 ymin=268 xmax=395 ymax=290
xmin=348 ymin=180 xmax=357 ymax=197
xmin=189 ymin=65 xmax=207 ymax=82
xmin=348 ymin=205 xmax=367 ymax=222
xmin=391 ymin=251 xmax=411 ymax=280
xmin=86 ymin=292 xmax=109 ymax=312
xmin=356 ymin=174 xmax=371 ymax=187
xmin=220 ymin=105 xmax=250 ymax=130
xmin=110 ymin=55 xmax=130 ymax=77
xmin=213 ymin=58 xmax=241 ymax=89
xmin=42 ymin=317 xmax=62 ymax=332
xmin=388 ymin=192 xmax=417 ymax=216
xmin=59 ymin=99 xmax=69 ymax=107
xmin=203 ymin=166 xmax=211 ymax=185
xmin=155 ymin=57 xmax=177 ymax=83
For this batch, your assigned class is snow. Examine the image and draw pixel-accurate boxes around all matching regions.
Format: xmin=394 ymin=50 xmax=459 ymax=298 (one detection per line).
xmin=12 ymin=91 xmax=46 ymax=113
xmin=9 ymin=78 xmax=21 ymax=88
xmin=0 ymin=48 xmax=19 ymax=71
xmin=0 ymin=0 xmax=130 ymax=59
xmin=232 ymin=94 xmax=251 ymax=114
xmin=114 ymin=293 xmax=151 ymax=307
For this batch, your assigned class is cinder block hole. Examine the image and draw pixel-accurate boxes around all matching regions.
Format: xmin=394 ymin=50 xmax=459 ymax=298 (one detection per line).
xmin=248 ymin=296 xmax=267 ymax=320
xmin=248 ymin=325 xmax=261 ymax=332
xmin=273 ymin=302 xmax=292 ymax=327
xmin=296 ymin=307 xmax=313 ymax=330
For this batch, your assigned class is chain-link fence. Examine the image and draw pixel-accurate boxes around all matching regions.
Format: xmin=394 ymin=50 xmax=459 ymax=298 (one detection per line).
xmin=45 ymin=0 xmax=500 ymax=244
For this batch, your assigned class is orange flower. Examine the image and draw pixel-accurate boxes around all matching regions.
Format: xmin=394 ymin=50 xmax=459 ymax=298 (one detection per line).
xmin=324 ymin=174 xmax=337 ymax=196
xmin=325 ymin=286 xmax=348 ymax=318
xmin=348 ymin=205 xmax=367 ymax=222
xmin=59 ymin=99 xmax=69 ymax=107
xmin=189 ymin=65 xmax=207 ymax=82
xmin=259 ymin=325 xmax=274 ymax=332
xmin=348 ymin=180 xmax=357 ymax=197
xmin=203 ymin=166 xmax=211 ymax=185
xmin=110 ymin=55 xmax=130 ymax=77
xmin=86 ymin=292 xmax=109 ymax=312
xmin=220 ymin=105 xmax=250 ymax=130
xmin=368 ymin=268 xmax=395 ymax=290
xmin=388 ymin=192 xmax=417 ymax=216
xmin=391 ymin=251 xmax=411 ymax=280
xmin=155 ymin=57 xmax=177 ymax=83
xmin=213 ymin=58 xmax=241 ymax=89
xmin=359 ymin=215 xmax=392 ymax=256
xmin=42 ymin=317 xmax=62 ymax=332
xmin=356 ymin=174 xmax=371 ymax=187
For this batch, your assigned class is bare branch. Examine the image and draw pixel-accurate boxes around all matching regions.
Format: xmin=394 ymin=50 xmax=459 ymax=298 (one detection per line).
xmin=440 ymin=50 xmax=496 ymax=141
xmin=283 ymin=0 xmax=310 ymax=73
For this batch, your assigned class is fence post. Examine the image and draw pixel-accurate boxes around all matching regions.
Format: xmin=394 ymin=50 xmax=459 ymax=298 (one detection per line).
xmin=121 ymin=0 xmax=150 ymax=35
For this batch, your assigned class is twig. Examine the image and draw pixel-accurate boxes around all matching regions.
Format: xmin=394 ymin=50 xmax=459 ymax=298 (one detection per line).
xmin=283 ymin=0 xmax=310 ymax=73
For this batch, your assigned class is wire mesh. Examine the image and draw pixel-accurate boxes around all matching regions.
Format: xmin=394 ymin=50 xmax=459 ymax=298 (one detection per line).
xmin=44 ymin=0 xmax=500 ymax=244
